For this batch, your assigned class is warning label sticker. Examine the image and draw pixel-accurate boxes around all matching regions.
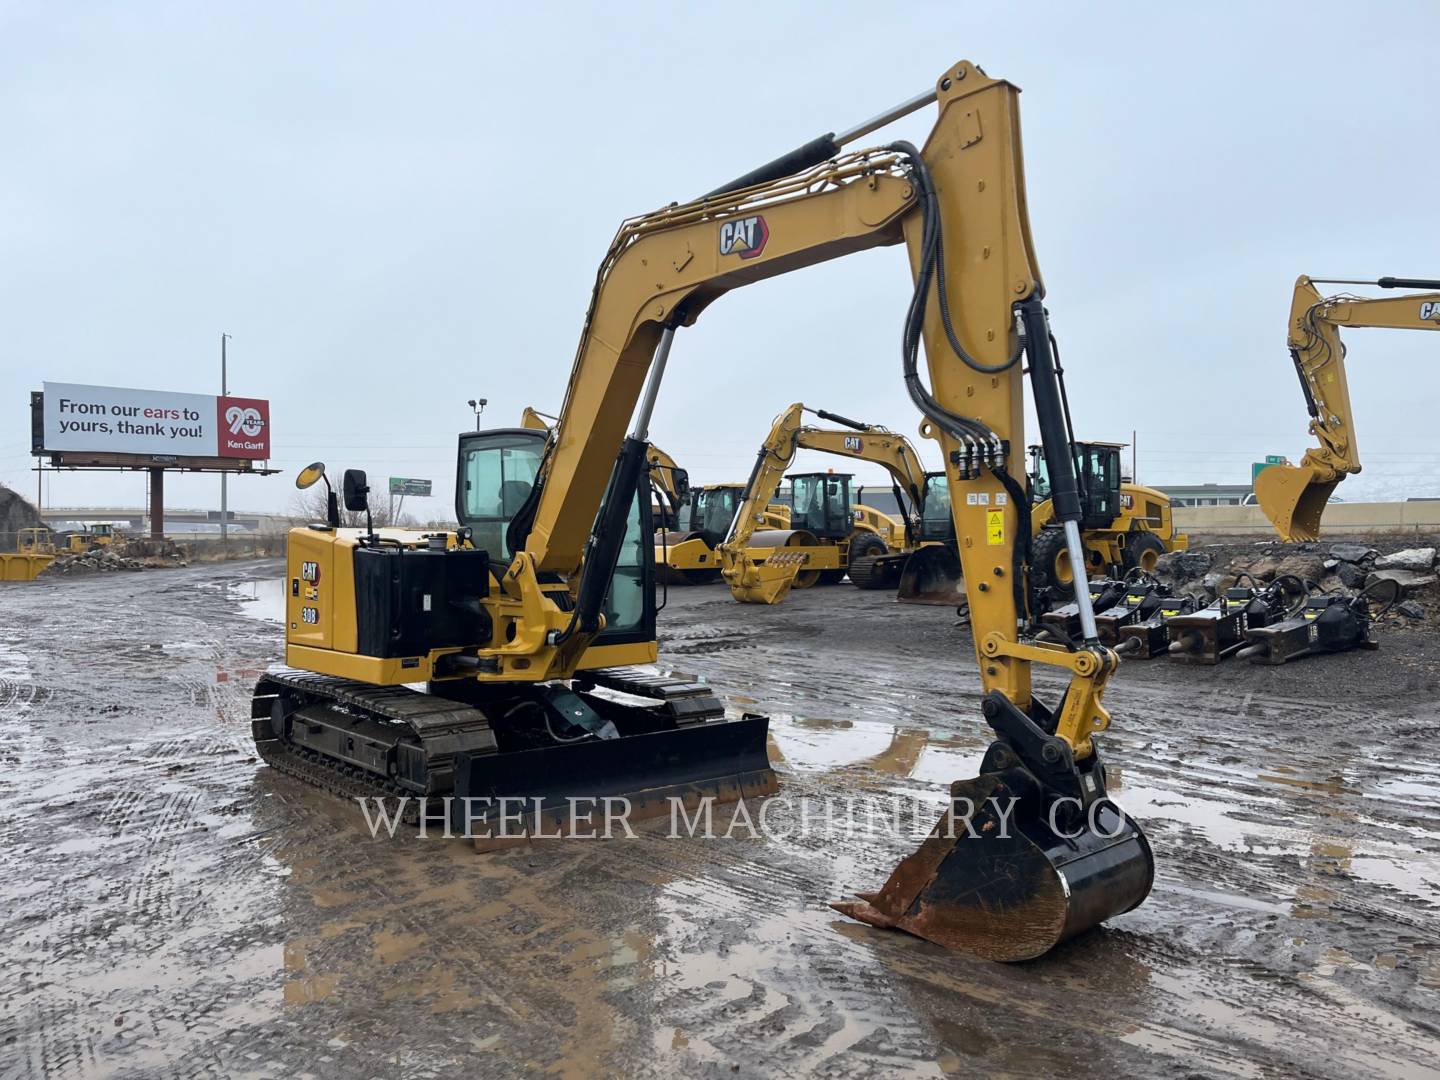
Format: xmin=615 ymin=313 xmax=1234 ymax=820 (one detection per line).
xmin=986 ymin=509 xmax=1005 ymax=546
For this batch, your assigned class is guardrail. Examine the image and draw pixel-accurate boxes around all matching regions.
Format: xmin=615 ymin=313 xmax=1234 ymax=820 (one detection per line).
xmin=1175 ymin=501 xmax=1440 ymax=536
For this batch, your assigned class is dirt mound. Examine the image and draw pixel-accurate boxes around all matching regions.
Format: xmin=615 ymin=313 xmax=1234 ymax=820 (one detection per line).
xmin=0 ymin=485 xmax=43 ymax=551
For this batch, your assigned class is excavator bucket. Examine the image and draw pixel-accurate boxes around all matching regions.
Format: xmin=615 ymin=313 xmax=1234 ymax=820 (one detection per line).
xmin=833 ymin=768 xmax=1153 ymax=961
xmin=1254 ymin=463 xmax=1340 ymax=542
xmin=728 ymin=548 xmax=806 ymax=604
xmin=896 ymin=545 xmax=966 ymax=606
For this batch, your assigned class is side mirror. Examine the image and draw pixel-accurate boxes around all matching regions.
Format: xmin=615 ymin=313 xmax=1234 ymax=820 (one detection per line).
xmin=343 ymin=469 xmax=370 ymax=513
xmin=671 ymin=467 xmax=691 ymax=503
xmin=295 ymin=462 xmax=327 ymax=490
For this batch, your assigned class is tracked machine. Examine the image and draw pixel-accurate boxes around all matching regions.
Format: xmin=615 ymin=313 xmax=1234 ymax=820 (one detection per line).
xmin=252 ymin=59 xmax=1155 ymax=962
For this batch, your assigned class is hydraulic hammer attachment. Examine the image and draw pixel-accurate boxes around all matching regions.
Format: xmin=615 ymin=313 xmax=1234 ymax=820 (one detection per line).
xmin=1093 ymin=581 xmax=1170 ymax=646
xmin=1040 ymin=578 xmax=1126 ymax=641
xmin=1167 ymin=577 xmax=1306 ymax=664
xmin=1237 ymin=581 xmax=1394 ymax=664
xmin=1116 ymin=594 xmax=1198 ymax=658
xmin=832 ymin=691 xmax=1154 ymax=961
xmin=1254 ymin=463 xmax=1339 ymax=544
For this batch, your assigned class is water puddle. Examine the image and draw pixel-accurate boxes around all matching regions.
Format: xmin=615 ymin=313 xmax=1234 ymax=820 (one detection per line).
xmin=229 ymin=577 xmax=287 ymax=624
xmin=766 ymin=713 xmax=983 ymax=785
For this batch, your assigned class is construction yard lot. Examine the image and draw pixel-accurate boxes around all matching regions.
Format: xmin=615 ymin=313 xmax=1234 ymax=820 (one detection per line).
xmin=3 ymin=553 xmax=1440 ymax=1078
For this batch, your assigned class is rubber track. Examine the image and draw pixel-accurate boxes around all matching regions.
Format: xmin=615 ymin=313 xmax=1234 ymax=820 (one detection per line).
xmin=252 ymin=733 xmax=424 ymax=826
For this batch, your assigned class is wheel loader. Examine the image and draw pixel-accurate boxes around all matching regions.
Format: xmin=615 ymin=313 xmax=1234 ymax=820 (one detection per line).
xmin=719 ymin=402 xmax=928 ymax=603
xmin=1027 ymin=442 xmax=1188 ymax=600
xmin=252 ymin=59 xmax=1155 ymax=962
xmin=1256 ymin=274 xmax=1440 ymax=541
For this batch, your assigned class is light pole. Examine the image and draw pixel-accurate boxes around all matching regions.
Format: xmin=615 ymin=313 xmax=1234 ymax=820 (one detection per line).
xmin=221 ymin=333 xmax=231 ymax=551
xmin=467 ymin=398 xmax=487 ymax=429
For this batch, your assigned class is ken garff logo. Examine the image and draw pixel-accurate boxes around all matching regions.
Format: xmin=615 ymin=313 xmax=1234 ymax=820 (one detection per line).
xmin=719 ymin=215 xmax=769 ymax=260
xmin=226 ymin=405 xmax=265 ymax=437
xmin=1421 ymin=301 xmax=1439 ymax=321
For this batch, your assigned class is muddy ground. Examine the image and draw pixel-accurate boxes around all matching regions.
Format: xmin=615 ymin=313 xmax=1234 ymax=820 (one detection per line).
xmin=3 ymin=558 xmax=1439 ymax=1078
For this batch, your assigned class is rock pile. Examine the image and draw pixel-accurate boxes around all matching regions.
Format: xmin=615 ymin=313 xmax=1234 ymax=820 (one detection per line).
xmin=39 ymin=539 xmax=189 ymax=577
xmin=1152 ymin=538 xmax=1439 ymax=624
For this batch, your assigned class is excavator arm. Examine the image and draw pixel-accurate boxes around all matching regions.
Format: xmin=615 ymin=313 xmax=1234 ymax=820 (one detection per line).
xmin=1256 ymin=275 xmax=1440 ymax=540
xmin=717 ymin=402 xmax=928 ymax=603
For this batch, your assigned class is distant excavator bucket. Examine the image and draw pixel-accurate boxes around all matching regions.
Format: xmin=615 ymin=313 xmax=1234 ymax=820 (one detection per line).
xmin=727 ymin=549 xmax=804 ymax=604
xmin=727 ymin=530 xmax=821 ymax=604
xmin=1254 ymin=463 xmax=1341 ymax=542
xmin=833 ymin=691 xmax=1154 ymax=962
xmin=896 ymin=545 xmax=966 ymax=606
xmin=833 ymin=768 xmax=1153 ymax=961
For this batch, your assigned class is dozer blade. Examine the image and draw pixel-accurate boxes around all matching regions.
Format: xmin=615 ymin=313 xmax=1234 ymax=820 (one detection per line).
xmin=833 ymin=769 xmax=1153 ymax=961
xmin=896 ymin=546 xmax=966 ymax=606
xmin=1254 ymin=463 xmax=1340 ymax=542
xmin=727 ymin=549 xmax=805 ymax=605
xmin=451 ymin=714 xmax=777 ymax=846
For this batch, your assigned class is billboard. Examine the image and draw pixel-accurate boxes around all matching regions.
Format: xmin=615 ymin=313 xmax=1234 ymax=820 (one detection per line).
xmin=41 ymin=382 xmax=270 ymax=460
xmin=389 ymin=477 xmax=433 ymax=496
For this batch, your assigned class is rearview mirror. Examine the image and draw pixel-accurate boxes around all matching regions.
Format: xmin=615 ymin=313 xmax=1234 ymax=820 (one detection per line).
xmin=342 ymin=469 xmax=370 ymax=513
xmin=295 ymin=462 xmax=327 ymax=490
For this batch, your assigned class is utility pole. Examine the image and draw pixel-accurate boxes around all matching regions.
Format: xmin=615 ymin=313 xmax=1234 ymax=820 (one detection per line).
xmin=221 ymin=333 xmax=231 ymax=551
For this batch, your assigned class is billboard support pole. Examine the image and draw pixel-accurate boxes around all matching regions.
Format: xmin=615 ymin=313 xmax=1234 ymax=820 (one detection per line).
xmin=220 ymin=334 xmax=230 ymax=552
xmin=149 ymin=468 xmax=164 ymax=540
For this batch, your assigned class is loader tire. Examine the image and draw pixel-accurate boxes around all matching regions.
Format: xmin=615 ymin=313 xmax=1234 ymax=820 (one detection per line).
xmin=1030 ymin=528 xmax=1073 ymax=601
xmin=1123 ymin=532 xmax=1167 ymax=575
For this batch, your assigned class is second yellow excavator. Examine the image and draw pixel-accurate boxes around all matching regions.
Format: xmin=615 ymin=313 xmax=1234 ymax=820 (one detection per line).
xmin=719 ymin=402 xmax=927 ymax=603
xmin=1257 ymin=275 xmax=1440 ymax=540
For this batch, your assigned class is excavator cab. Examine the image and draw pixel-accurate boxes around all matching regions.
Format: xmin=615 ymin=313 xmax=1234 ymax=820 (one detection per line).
xmin=786 ymin=472 xmax=854 ymax=540
xmin=457 ymin=428 xmax=653 ymax=644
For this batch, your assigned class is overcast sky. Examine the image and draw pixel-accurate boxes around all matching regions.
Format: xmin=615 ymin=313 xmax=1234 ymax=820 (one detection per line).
xmin=3 ymin=2 xmax=1437 ymax=522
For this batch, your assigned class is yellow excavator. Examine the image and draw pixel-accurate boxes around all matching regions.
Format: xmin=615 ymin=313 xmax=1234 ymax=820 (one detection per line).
xmin=1257 ymin=275 xmax=1440 ymax=540
xmin=252 ymin=59 xmax=1153 ymax=962
xmin=719 ymin=402 xmax=925 ymax=603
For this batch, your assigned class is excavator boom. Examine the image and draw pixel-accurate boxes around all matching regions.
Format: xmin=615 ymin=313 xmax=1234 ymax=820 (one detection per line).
xmin=1257 ymin=275 xmax=1440 ymax=540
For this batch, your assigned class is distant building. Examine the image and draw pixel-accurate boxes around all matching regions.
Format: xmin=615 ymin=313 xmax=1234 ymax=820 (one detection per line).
xmin=1156 ymin=483 xmax=1253 ymax=507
